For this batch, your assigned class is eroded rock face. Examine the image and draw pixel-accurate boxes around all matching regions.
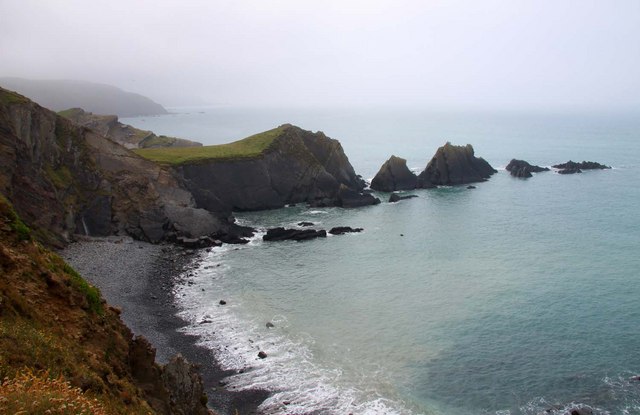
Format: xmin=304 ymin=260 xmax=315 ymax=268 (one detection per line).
xmin=179 ymin=125 xmax=378 ymax=211
xmin=506 ymin=159 xmax=550 ymax=178
xmin=417 ymin=142 xmax=496 ymax=187
xmin=0 ymin=87 xmax=231 ymax=246
xmin=371 ymin=155 xmax=418 ymax=192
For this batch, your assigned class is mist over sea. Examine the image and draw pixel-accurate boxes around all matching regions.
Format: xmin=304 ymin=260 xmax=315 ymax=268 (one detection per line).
xmin=123 ymin=108 xmax=640 ymax=414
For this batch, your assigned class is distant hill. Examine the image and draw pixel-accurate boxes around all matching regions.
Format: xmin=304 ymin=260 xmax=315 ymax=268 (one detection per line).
xmin=0 ymin=77 xmax=168 ymax=117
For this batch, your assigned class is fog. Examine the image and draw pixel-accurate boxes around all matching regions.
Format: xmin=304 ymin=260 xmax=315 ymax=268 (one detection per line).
xmin=1 ymin=0 xmax=639 ymax=110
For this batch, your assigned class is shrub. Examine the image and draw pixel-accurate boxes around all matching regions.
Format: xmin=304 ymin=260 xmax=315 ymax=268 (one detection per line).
xmin=0 ymin=369 xmax=107 ymax=415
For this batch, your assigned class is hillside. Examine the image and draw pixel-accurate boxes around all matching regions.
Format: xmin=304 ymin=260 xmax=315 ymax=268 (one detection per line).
xmin=58 ymin=108 xmax=202 ymax=149
xmin=0 ymin=78 xmax=167 ymax=117
xmin=0 ymin=195 xmax=210 ymax=414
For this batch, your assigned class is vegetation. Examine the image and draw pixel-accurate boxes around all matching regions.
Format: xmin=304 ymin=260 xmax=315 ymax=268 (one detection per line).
xmin=0 ymin=89 xmax=29 ymax=105
xmin=139 ymin=134 xmax=177 ymax=148
xmin=0 ymin=194 xmax=152 ymax=414
xmin=0 ymin=370 xmax=107 ymax=415
xmin=134 ymin=125 xmax=287 ymax=164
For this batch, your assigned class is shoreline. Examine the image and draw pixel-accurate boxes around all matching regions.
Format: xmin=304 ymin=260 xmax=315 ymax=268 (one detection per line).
xmin=60 ymin=236 xmax=269 ymax=415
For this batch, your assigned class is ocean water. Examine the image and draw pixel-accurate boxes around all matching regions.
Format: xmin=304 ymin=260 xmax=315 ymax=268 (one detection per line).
xmin=123 ymin=108 xmax=640 ymax=414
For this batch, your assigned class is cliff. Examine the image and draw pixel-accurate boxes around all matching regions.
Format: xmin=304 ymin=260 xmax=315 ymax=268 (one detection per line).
xmin=0 ymin=78 xmax=167 ymax=117
xmin=136 ymin=124 xmax=377 ymax=210
xmin=417 ymin=142 xmax=496 ymax=187
xmin=0 ymin=87 xmax=233 ymax=247
xmin=58 ymin=108 xmax=202 ymax=149
xmin=0 ymin=196 xmax=210 ymax=414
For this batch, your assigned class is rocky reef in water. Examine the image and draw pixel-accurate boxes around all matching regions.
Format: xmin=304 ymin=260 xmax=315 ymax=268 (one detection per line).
xmin=553 ymin=160 xmax=611 ymax=175
xmin=59 ymin=107 xmax=202 ymax=149
xmin=506 ymin=159 xmax=550 ymax=178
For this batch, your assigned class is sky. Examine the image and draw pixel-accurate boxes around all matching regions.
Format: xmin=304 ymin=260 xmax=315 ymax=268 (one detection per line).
xmin=1 ymin=0 xmax=639 ymax=110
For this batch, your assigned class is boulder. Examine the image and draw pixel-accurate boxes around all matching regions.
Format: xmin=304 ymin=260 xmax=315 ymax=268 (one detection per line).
xmin=417 ymin=142 xmax=496 ymax=187
xmin=298 ymin=221 xmax=314 ymax=227
xmin=389 ymin=193 xmax=418 ymax=203
xmin=328 ymin=226 xmax=363 ymax=235
xmin=505 ymin=159 xmax=550 ymax=178
xmin=336 ymin=185 xmax=381 ymax=208
xmin=263 ymin=227 xmax=327 ymax=242
xmin=370 ymin=155 xmax=418 ymax=191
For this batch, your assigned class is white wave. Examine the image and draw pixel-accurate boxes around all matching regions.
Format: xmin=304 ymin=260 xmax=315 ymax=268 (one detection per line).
xmin=172 ymin=254 xmax=419 ymax=415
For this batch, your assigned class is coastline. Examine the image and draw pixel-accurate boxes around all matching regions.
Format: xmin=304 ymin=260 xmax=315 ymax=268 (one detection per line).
xmin=60 ymin=236 xmax=269 ymax=415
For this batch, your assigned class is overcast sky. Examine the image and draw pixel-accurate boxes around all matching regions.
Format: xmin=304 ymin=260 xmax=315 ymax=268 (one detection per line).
xmin=1 ymin=0 xmax=639 ymax=110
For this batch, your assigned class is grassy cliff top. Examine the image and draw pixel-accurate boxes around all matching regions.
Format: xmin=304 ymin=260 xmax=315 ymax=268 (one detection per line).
xmin=0 ymin=88 xmax=30 ymax=105
xmin=133 ymin=125 xmax=288 ymax=165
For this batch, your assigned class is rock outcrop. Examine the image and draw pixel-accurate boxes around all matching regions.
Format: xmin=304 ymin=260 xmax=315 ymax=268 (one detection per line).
xmin=417 ymin=142 xmax=496 ymax=187
xmin=175 ymin=125 xmax=379 ymax=211
xmin=505 ymin=159 xmax=550 ymax=178
xmin=370 ymin=155 xmax=418 ymax=191
xmin=328 ymin=226 xmax=363 ymax=235
xmin=553 ymin=160 xmax=611 ymax=174
xmin=59 ymin=107 xmax=202 ymax=149
xmin=389 ymin=193 xmax=418 ymax=203
xmin=0 ymin=87 xmax=237 ymax=246
xmin=263 ymin=227 xmax=327 ymax=242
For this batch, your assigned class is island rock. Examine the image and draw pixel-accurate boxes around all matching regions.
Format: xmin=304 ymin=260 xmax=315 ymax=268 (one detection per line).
xmin=370 ymin=155 xmax=418 ymax=191
xmin=263 ymin=227 xmax=327 ymax=242
xmin=505 ymin=159 xmax=550 ymax=178
xmin=553 ymin=160 xmax=611 ymax=174
xmin=417 ymin=142 xmax=496 ymax=187
xmin=389 ymin=193 xmax=418 ymax=203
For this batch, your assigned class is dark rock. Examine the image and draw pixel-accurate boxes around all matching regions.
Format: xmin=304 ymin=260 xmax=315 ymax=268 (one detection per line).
xmin=298 ymin=221 xmax=314 ymax=227
xmin=328 ymin=226 xmax=363 ymax=235
xmin=266 ymin=322 xmax=275 ymax=328
xmin=388 ymin=193 xmax=418 ymax=203
xmin=506 ymin=159 xmax=550 ymax=178
xmin=417 ymin=142 xmax=496 ymax=187
xmin=336 ymin=185 xmax=380 ymax=208
xmin=371 ymin=155 xmax=418 ymax=191
xmin=219 ymin=300 xmax=227 ymax=305
xmin=257 ymin=351 xmax=267 ymax=359
xmin=263 ymin=227 xmax=327 ymax=242
xmin=466 ymin=185 xmax=476 ymax=189
xmin=161 ymin=354 xmax=210 ymax=415
xmin=553 ymin=160 xmax=611 ymax=170
xmin=569 ymin=407 xmax=593 ymax=415
xmin=558 ymin=167 xmax=582 ymax=174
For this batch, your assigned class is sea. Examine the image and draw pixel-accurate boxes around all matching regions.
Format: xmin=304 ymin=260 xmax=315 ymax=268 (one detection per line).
xmin=122 ymin=107 xmax=640 ymax=415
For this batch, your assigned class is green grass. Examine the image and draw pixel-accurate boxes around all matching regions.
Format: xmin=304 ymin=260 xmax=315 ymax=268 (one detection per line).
xmin=62 ymin=263 xmax=103 ymax=315
xmin=0 ymin=90 xmax=29 ymax=105
xmin=56 ymin=108 xmax=84 ymax=119
xmin=139 ymin=134 xmax=177 ymax=148
xmin=133 ymin=125 xmax=287 ymax=165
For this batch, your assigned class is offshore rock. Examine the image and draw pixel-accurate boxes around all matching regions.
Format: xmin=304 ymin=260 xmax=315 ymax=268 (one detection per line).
xmin=263 ymin=227 xmax=327 ymax=242
xmin=328 ymin=226 xmax=363 ymax=235
xmin=389 ymin=193 xmax=418 ymax=203
xmin=417 ymin=142 xmax=496 ymax=187
xmin=371 ymin=155 xmax=418 ymax=191
xmin=553 ymin=160 xmax=611 ymax=174
xmin=336 ymin=184 xmax=381 ymax=208
xmin=505 ymin=159 xmax=550 ymax=178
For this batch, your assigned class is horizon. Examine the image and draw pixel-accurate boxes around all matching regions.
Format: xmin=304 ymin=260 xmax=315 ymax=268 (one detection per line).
xmin=1 ymin=0 xmax=639 ymax=111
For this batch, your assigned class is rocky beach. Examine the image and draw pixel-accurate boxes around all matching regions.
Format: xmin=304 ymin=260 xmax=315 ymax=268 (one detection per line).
xmin=61 ymin=237 xmax=269 ymax=414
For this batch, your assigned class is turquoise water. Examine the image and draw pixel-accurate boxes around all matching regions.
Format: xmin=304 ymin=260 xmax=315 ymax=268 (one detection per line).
xmin=125 ymin=108 xmax=640 ymax=414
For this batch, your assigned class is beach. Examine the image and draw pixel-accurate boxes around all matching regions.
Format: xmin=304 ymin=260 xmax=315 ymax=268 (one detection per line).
xmin=60 ymin=236 xmax=269 ymax=415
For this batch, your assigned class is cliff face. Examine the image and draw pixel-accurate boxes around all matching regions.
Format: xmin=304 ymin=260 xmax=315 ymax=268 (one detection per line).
xmin=176 ymin=125 xmax=375 ymax=211
xmin=0 ymin=196 xmax=210 ymax=414
xmin=59 ymin=108 xmax=202 ymax=149
xmin=0 ymin=87 xmax=230 ymax=246
xmin=417 ymin=142 xmax=496 ymax=187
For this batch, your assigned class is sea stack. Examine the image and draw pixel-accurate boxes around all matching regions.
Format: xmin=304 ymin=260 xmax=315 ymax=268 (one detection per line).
xmin=370 ymin=155 xmax=418 ymax=191
xmin=417 ymin=142 xmax=496 ymax=187
xmin=505 ymin=159 xmax=550 ymax=178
